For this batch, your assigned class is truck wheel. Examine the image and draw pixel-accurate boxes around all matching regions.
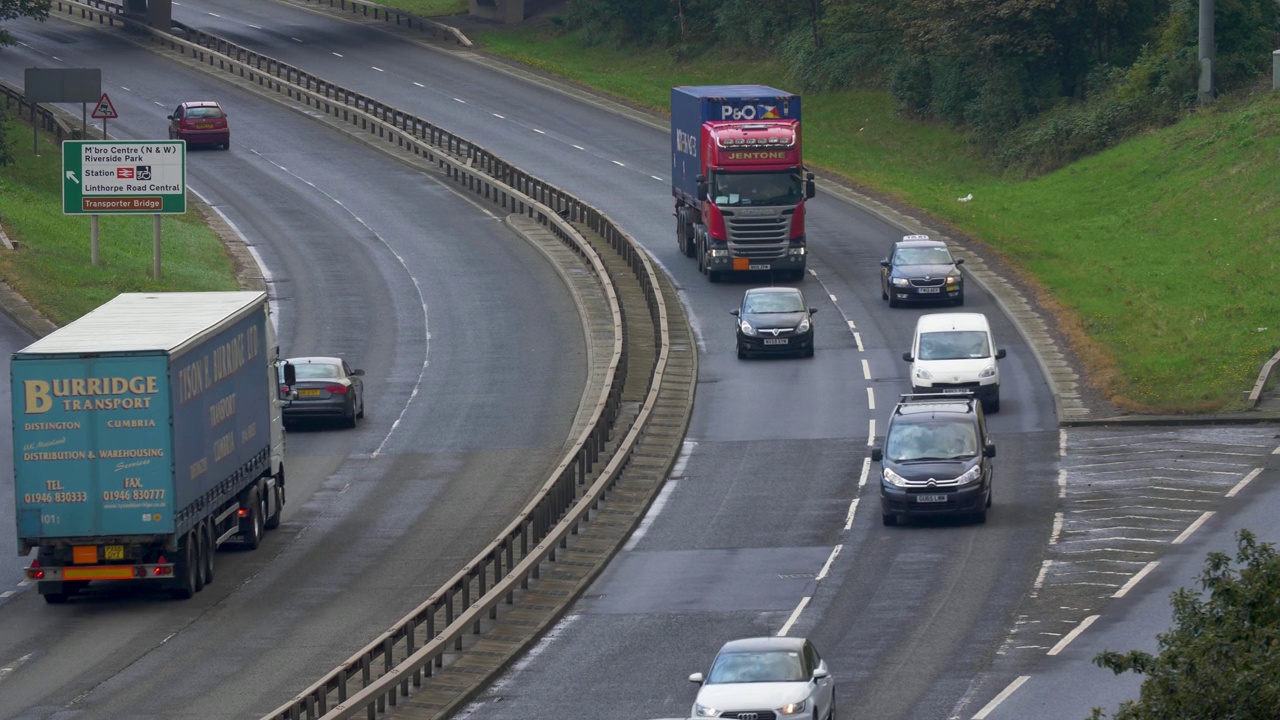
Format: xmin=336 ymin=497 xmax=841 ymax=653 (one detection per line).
xmin=171 ymin=532 xmax=198 ymax=599
xmin=41 ymin=583 xmax=69 ymax=604
xmin=265 ymin=479 xmax=284 ymax=530
xmin=194 ymin=526 xmax=207 ymax=592
xmin=201 ymin=520 xmax=215 ymax=587
xmin=242 ymin=486 xmax=264 ymax=550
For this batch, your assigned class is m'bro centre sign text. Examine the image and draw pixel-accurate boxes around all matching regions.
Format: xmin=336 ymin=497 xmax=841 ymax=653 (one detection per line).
xmin=63 ymin=141 xmax=186 ymax=215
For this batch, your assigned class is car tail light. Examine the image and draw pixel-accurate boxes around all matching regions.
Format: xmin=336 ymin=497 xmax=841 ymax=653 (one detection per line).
xmin=325 ymin=385 xmax=348 ymax=394
xmin=280 ymin=384 xmax=290 ymax=395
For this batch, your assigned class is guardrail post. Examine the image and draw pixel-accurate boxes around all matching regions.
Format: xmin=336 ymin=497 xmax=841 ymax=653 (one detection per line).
xmin=520 ymin=526 xmax=530 ymax=588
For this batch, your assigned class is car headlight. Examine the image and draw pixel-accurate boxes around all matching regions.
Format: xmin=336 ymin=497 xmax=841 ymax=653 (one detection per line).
xmin=694 ymin=703 xmax=719 ymax=717
xmin=979 ymin=364 xmax=997 ymax=379
xmin=955 ymin=466 xmax=981 ymax=485
xmin=788 ymin=246 xmax=806 ymax=256
xmin=883 ymin=467 xmax=910 ymax=487
xmin=739 ymin=320 xmax=757 ymax=337
xmin=891 ymin=277 xmax=911 ymax=287
xmin=946 ymin=274 xmax=961 ymax=284
xmin=796 ymin=317 xmax=811 ymax=333
xmin=708 ymin=248 xmax=729 ymax=257
xmin=914 ymin=366 xmax=932 ymax=380
xmin=779 ymin=699 xmax=808 ymax=715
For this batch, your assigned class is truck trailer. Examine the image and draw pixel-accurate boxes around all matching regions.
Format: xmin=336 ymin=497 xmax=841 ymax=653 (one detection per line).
xmin=672 ymin=85 xmax=816 ymax=282
xmin=12 ymin=291 xmax=293 ymax=602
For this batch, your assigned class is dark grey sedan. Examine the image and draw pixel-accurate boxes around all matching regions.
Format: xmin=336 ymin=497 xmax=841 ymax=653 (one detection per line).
xmin=281 ymin=356 xmax=365 ymax=428
xmin=731 ymin=286 xmax=817 ymax=359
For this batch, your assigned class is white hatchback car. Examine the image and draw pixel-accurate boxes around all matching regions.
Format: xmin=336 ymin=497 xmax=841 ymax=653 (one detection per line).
xmin=690 ymin=636 xmax=835 ymax=720
xmin=903 ymin=312 xmax=1006 ymax=412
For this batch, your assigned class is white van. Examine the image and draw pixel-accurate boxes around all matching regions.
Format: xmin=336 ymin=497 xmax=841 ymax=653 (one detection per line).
xmin=903 ymin=313 xmax=1006 ymax=412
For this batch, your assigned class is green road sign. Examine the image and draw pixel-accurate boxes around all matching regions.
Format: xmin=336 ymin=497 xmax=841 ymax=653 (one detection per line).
xmin=62 ymin=141 xmax=186 ymax=215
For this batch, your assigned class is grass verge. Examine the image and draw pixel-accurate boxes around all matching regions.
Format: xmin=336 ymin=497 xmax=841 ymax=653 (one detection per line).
xmin=0 ymin=116 xmax=240 ymax=326
xmin=452 ymin=27 xmax=1280 ymax=413
xmin=379 ymin=0 xmax=466 ymax=17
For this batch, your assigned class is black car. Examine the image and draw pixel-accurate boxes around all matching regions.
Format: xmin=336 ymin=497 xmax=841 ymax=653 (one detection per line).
xmin=871 ymin=393 xmax=995 ymax=525
xmin=880 ymin=235 xmax=965 ymax=307
xmin=281 ymin=356 xmax=365 ymax=428
xmin=731 ymin=287 xmax=817 ymax=358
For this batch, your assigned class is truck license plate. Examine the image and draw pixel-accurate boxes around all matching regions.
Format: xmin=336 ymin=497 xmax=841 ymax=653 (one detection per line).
xmin=763 ymin=338 xmax=789 ymax=345
xmin=748 ymin=264 xmax=770 ymax=270
xmin=105 ymin=545 xmax=124 ymax=560
xmin=918 ymin=287 xmax=941 ymax=293
xmin=915 ymin=494 xmax=948 ymax=503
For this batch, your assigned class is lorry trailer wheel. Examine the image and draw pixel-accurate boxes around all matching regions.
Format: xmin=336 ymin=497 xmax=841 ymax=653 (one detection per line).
xmin=201 ymin=521 xmax=215 ymax=587
xmin=243 ymin=487 xmax=264 ymax=550
xmin=194 ymin=527 xmax=207 ymax=592
xmin=42 ymin=584 xmax=69 ymax=604
xmin=171 ymin=533 xmax=198 ymax=599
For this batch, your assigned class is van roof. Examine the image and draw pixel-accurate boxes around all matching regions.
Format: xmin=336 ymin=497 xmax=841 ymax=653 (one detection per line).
xmin=915 ymin=312 xmax=991 ymax=333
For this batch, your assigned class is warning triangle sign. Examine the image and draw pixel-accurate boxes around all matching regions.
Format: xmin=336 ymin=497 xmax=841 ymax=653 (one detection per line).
xmin=91 ymin=93 xmax=118 ymax=119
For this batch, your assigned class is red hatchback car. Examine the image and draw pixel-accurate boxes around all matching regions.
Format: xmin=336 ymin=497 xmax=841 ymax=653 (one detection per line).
xmin=167 ymin=101 xmax=230 ymax=149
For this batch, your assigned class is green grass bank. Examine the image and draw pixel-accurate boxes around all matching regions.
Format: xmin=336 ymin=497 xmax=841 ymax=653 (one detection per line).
xmin=457 ymin=27 xmax=1280 ymax=413
xmin=0 ymin=116 xmax=240 ymax=326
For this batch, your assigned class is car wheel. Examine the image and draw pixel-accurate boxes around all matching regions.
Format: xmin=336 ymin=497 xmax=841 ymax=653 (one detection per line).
xmin=973 ymin=508 xmax=988 ymax=524
xmin=804 ymin=346 xmax=815 ymax=358
xmin=737 ymin=345 xmax=747 ymax=360
xmin=888 ymin=293 xmax=900 ymax=308
xmin=987 ymin=483 xmax=993 ymax=508
xmin=357 ymin=395 xmax=365 ymax=419
xmin=986 ymin=394 xmax=1000 ymax=413
xmin=345 ymin=402 xmax=358 ymax=429
xmin=882 ymin=513 xmax=898 ymax=527
xmin=954 ymin=292 xmax=965 ymax=307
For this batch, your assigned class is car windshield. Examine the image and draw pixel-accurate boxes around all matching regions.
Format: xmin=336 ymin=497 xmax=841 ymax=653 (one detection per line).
xmin=707 ymin=651 xmax=806 ymax=684
xmin=886 ymin=418 xmax=979 ymax=461
xmin=917 ymin=330 xmax=991 ymax=360
xmin=711 ymin=170 xmax=802 ymax=207
xmin=744 ymin=293 xmax=805 ymax=314
xmin=893 ymin=247 xmax=953 ymax=266
xmin=186 ymin=106 xmax=224 ymax=119
xmin=294 ymin=363 xmax=341 ymax=380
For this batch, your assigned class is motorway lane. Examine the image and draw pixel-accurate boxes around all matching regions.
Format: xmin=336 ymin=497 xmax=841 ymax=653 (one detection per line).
xmin=170 ymin=2 xmax=1062 ymax=718
xmin=0 ymin=19 xmax=587 ymax=719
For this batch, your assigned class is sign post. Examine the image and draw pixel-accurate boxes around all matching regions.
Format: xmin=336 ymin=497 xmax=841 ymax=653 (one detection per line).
xmin=91 ymin=93 xmax=118 ymax=138
xmin=62 ymin=140 xmax=187 ymax=277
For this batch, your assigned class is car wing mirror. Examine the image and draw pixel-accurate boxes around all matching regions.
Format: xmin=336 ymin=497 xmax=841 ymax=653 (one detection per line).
xmin=282 ymin=361 xmax=297 ymax=386
xmin=955 ymin=258 xmax=965 ymax=265
xmin=166 ymin=114 xmax=174 ymax=120
xmin=809 ymin=307 xmax=818 ymax=314
xmin=813 ymin=666 xmax=830 ymax=680
xmin=871 ymin=447 xmax=883 ymax=462
xmin=730 ymin=309 xmax=740 ymax=316
xmin=995 ymin=348 xmax=1006 ymax=359
xmin=689 ymin=672 xmax=705 ymax=685
xmin=985 ymin=444 xmax=997 ymax=458
xmin=902 ymin=352 xmax=913 ymax=362
xmin=351 ymin=368 xmax=366 ymax=377
xmin=879 ymin=259 xmax=891 ymax=268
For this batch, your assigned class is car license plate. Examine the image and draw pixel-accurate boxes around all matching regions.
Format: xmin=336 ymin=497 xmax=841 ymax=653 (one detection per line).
xmin=105 ymin=545 xmax=124 ymax=560
xmin=298 ymin=389 xmax=322 ymax=397
xmin=196 ymin=123 xmax=214 ymax=129
xmin=915 ymin=494 xmax=948 ymax=503
xmin=942 ymin=388 xmax=966 ymax=394
xmin=763 ymin=338 xmax=789 ymax=345
xmin=748 ymin=264 xmax=770 ymax=270
xmin=917 ymin=287 xmax=941 ymax=293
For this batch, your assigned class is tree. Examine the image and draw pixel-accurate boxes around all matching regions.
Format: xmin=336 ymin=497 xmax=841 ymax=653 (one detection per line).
xmin=1089 ymin=529 xmax=1280 ymax=720
xmin=0 ymin=102 xmax=13 ymax=166
xmin=1 ymin=0 xmax=51 ymax=50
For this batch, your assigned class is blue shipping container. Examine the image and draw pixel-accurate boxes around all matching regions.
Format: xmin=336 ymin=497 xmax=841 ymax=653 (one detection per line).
xmin=671 ymin=85 xmax=802 ymax=202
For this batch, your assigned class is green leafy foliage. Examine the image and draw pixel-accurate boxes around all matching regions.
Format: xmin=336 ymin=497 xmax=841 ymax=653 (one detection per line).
xmin=0 ymin=0 xmax=51 ymax=49
xmin=0 ymin=103 xmax=13 ymax=166
xmin=1090 ymin=529 xmax=1280 ymax=719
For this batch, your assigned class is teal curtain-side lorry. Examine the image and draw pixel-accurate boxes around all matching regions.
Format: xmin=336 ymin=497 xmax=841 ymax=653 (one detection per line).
xmin=11 ymin=292 xmax=293 ymax=603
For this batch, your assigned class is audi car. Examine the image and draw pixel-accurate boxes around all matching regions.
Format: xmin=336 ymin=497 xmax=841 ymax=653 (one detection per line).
xmin=731 ymin=287 xmax=817 ymax=359
xmin=280 ymin=356 xmax=365 ymax=428
xmin=880 ymin=234 xmax=965 ymax=307
xmin=689 ymin=636 xmax=835 ymax=720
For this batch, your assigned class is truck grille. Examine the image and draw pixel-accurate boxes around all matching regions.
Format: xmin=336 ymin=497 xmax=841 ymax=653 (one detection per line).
xmin=724 ymin=209 xmax=793 ymax=259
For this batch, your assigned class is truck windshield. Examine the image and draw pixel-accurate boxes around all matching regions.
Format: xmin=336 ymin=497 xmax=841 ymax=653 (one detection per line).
xmin=710 ymin=170 xmax=802 ymax=207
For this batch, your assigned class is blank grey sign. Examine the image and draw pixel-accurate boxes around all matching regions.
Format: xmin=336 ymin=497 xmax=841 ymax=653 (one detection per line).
xmin=23 ymin=68 xmax=102 ymax=104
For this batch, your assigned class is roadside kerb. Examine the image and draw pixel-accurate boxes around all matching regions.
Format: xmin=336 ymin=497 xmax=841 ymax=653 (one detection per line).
xmin=43 ymin=4 xmax=696 ymax=718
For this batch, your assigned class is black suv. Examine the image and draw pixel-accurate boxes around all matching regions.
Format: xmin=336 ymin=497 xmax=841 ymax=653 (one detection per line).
xmin=871 ymin=393 xmax=995 ymax=526
xmin=879 ymin=235 xmax=965 ymax=307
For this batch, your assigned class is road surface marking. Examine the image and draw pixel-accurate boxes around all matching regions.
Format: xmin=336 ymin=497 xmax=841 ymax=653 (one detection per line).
xmin=1226 ymin=467 xmax=1262 ymax=497
xmin=1057 ymin=467 xmax=1067 ymax=499
xmin=867 ymin=387 xmax=876 ymax=410
xmin=828 ymin=293 xmax=837 ymax=302
xmin=413 ymin=82 xmax=425 ymax=88
xmin=1113 ymin=561 xmax=1160 ymax=598
xmin=1172 ymin=511 xmax=1214 ymax=544
xmin=0 ymin=591 xmax=13 ymax=598
xmin=1029 ymin=560 xmax=1052 ymax=596
xmin=453 ymin=97 xmax=466 ymax=103
xmin=845 ymin=459 xmax=871 ymax=529
xmin=854 ymin=332 xmax=864 ymax=351
xmin=867 ymin=419 xmax=876 ymax=446
xmin=861 ymin=358 xmax=871 ymax=380
xmin=292 ymin=37 xmax=304 ymax=43
xmin=0 ymin=654 xmax=33 ymax=683
xmin=492 ymin=112 xmax=504 ymax=118
xmin=972 ymin=676 xmax=1030 ymax=719
xmin=815 ymin=545 xmax=841 ymax=580
xmin=207 ymin=11 xmax=220 ymax=16
xmin=248 ymin=24 xmax=261 ymax=29
xmin=847 ymin=319 xmax=856 ymax=330
xmin=777 ymin=596 xmax=811 ymax=636
xmin=612 ymin=160 xmax=625 ymax=166
xmin=572 ymin=144 xmax=584 ymax=150
xmin=372 ymin=66 xmax=384 ymax=72
xmin=1048 ymin=511 xmax=1064 ymax=545
xmin=1047 ymin=615 xmax=1099 ymax=655
xmin=651 ymin=175 xmax=662 ymax=181
xmin=332 ymin=52 xmax=343 ymax=57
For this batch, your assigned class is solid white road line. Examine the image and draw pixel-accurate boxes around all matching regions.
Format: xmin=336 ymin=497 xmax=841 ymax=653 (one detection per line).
xmin=777 ymin=596 xmax=811 ymax=637
xmin=815 ymin=545 xmax=841 ymax=581
xmin=971 ymin=676 xmax=1030 ymax=719
xmin=1047 ymin=615 xmax=1099 ymax=655
xmin=1172 ymin=511 xmax=1214 ymax=544
xmin=1113 ymin=561 xmax=1160 ymax=598
xmin=1226 ymin=467 xmax=1263 ymax=497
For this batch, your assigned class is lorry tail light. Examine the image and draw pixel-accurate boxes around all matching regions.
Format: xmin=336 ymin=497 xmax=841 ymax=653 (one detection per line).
xmin=27 ymin=560 xmax=44 ymax=580
xmin=157 ymin=555 xmax=167 ymax=565
xmin=325 ymin=384 xmax=348 ymax=394
xmin=237 ymin=507 xmax=250 ymax=517
xmin=154 ymin=566 xmax=172 ymax=576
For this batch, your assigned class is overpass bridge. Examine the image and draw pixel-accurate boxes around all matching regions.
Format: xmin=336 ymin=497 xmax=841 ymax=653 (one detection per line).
xmin=122 ymin=0 xmax=531 ymax=28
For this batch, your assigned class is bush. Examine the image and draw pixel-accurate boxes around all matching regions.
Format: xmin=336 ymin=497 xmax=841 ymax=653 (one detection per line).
xmin=0 ymin=104 xmax=13 ymax=167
